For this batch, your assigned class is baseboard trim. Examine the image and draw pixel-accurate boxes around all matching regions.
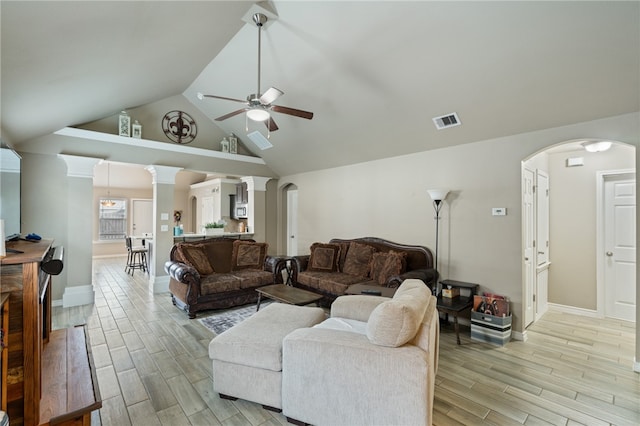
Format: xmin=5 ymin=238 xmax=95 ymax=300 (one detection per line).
xmin=150 ymin=275 xmax=170 ymax=294
xmin=62 ymin=285 xmax=95 ymax=307
xmin=512 ymin=330 xmax=527 ymax=342
xmin=547 ymin=303 xmax=599 ymax=318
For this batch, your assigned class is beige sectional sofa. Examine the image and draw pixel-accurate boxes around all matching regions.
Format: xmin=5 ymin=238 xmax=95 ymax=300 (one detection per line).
xmin=282 ymin=279 xmax=439 ymax=425
xmin=208 ymin=279 xmax=439 ymax=425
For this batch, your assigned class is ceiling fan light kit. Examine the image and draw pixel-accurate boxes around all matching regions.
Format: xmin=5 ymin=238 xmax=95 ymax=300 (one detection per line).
xmin=198 ymin=11 xmax=313 ymax=137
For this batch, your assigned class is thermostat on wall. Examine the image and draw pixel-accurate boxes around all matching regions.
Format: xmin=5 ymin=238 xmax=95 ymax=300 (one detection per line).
xmin=492 ymin=208 xmax=507 ymax=216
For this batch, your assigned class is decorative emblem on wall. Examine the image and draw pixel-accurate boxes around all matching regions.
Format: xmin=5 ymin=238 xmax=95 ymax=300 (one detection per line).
xmin=162 ymin=110 xmax=197 ymax=144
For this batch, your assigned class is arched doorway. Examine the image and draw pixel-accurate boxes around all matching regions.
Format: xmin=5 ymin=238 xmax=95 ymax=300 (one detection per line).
xmin=521 ymin=139 xmax=636 ymax=328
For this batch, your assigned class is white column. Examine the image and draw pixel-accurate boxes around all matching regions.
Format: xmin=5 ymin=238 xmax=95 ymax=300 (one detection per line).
xmin=58 ymin=154 xmax=102 ymax=307
xmin=145 ymin=165 xmax=182 ymax=293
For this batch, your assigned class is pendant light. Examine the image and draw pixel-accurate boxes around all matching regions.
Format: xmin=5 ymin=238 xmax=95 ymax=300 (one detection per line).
xmin=101 ymin=162 xmax=116 ymax=207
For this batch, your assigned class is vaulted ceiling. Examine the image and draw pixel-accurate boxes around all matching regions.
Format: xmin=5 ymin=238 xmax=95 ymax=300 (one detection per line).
xmin=2 ymin=1 xmax=638 ymax=178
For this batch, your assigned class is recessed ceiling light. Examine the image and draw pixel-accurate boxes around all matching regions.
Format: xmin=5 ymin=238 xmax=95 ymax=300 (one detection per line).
xmin=582 ymin=140 xmax=612 ymax=153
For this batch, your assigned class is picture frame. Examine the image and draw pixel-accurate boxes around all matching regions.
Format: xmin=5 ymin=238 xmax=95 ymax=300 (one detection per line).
xmin=119 ymin=112 xmax=131 ymax=137
xmin=229 ymin=135 xmax=238 ymax=154
xmin=132 ymin=121 xmax=142 ymax=139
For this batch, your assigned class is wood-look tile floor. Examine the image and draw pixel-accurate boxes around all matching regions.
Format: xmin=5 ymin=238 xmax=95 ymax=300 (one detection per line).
xmin=52 ymin=257 xmax=639 ymax=426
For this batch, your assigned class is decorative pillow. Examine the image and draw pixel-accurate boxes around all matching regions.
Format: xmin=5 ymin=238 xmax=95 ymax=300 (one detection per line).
xmin=177 ymin=244 xmax=214 ymax=275
xmin=307 ymin=243 xmax=341 ymax=272
xmin=366 ymin=279 xmax=429 ymax=347
xmin=369 ymin=251 xmax=406 ymax=285
xmin=231 ymin=240 xmax=268 ymax=270
xmin=342 ymin=242 xmax=376 ymax=277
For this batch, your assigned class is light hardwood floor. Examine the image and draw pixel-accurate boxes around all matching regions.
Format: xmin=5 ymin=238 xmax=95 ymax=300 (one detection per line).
xmin=52 ymin=257 xmax=639 ymax=426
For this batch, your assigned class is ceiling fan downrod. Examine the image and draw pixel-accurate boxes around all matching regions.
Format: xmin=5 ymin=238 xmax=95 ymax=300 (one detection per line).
xmin=253 ymin=13 xmax=268 ymax=100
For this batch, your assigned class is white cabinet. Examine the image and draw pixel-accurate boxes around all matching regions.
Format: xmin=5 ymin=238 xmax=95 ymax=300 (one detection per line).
xmin=189 ymin=178 xmax=239 ymax=230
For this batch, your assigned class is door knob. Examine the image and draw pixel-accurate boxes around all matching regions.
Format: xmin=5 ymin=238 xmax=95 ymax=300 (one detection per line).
xmin=290 ymin=235 xmax=295 ymax=239
xmin=524 ymin=257 xmax=529 ymax=261
xmin=606 ymin=251 xmax=613 ymax=257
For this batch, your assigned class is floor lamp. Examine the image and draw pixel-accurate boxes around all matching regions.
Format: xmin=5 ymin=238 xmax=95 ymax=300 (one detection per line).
xmin=427 ymin=189 xmax=449 ymax=295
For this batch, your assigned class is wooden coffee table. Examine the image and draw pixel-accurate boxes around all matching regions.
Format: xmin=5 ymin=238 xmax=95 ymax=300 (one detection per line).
xmin=255 ymin=284 xmax=323 ymax=311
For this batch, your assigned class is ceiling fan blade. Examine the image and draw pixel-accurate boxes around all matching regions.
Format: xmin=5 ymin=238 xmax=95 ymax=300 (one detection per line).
xmin=215 ymin=109 xmax=248 ymax=121
xmin=260 ymin=87 xmax=284 ymax=105
xmin=265 ymin=117 xmax=279 ymax=132
xmin=200 ymin=93 xmax=248 ymax=104
xmin=271 ymin=105 xmax=314 ymax=120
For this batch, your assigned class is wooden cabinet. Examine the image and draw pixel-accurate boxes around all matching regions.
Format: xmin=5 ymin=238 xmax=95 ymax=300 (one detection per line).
xmin=236 ymin=182 xmax=248 ymax=204
xmin=1 ymin=292 xmax=9 ymax=412
xmin=1 ymin=239 xmax=53 ymax=425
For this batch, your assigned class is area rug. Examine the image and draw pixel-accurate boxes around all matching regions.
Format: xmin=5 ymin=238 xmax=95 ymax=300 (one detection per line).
xmin=197 ymin=302 xmax=271 ymax=335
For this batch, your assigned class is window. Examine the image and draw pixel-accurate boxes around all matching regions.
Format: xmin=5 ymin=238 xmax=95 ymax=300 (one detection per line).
xmin=99 ymin=199 xmax=127 ymax=240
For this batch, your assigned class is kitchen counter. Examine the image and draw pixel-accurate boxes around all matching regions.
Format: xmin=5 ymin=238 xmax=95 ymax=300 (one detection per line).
xmin=173 ymin=232 xmax=254 ymax=242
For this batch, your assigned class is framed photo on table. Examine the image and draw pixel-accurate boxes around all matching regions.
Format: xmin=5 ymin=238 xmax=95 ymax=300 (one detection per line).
xmin=229 ymin=135 xmax=237 ymax=154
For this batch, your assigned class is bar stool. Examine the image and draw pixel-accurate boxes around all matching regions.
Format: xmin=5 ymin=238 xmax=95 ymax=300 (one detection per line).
xmin=125 ymin=236 xmax=148 ymax=275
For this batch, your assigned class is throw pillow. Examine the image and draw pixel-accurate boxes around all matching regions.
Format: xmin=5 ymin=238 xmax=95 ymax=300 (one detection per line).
xmin=178 ymin=244 xmax=214 ymax=275
xmin=369 ymin=251 xmax=406 ymax=285
xmin=366 ymin=279 xmax=430 ymax=347
xmin=231 ymin=240 xmax=268 ymax=270
xmin=307 ymin=242 xmax=341 ymax=272
xmin=342 ymin=242 xmax=376 ymax=277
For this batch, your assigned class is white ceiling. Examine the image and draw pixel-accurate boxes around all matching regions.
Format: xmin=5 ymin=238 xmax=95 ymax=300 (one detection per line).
xmin=2 ymin=1 xmax=639 ymax=178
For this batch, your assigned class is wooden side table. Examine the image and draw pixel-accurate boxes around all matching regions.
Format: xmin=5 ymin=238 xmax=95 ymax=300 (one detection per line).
xmin=436 ymin=280 xmax=479 ymax=345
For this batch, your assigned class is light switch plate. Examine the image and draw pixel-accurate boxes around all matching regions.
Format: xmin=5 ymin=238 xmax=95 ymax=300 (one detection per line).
xmin=161 ymin=225 xmax=168 ymax=232
xmin=160 ymin=213 xmax=169 ymax=220
xmin=492 ymin=207 xmax=507 ymax=216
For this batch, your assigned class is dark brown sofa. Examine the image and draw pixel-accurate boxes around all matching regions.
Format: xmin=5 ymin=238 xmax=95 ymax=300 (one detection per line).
xmin=164 ymin=238 xmax=284 ymax=318
xmin=291 ymin=237 xmax=437 ymax=303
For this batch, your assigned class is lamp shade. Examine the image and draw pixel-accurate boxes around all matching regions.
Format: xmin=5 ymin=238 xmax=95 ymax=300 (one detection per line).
xmin=582 ymin=140 xmax=612 ymax=153
xmin=427 ymin=189 xmax=450 ymax=202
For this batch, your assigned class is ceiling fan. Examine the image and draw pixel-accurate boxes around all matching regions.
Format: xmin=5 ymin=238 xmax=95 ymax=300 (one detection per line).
xmin=197 ymin=12 xmax=313 ymax=133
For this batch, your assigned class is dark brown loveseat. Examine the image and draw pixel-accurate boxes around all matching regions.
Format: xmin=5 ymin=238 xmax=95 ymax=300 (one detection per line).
xmin=164 ymin=238 xmax=283 ymax=318
xmin=291 ymin=237 xmax=437 ymax=303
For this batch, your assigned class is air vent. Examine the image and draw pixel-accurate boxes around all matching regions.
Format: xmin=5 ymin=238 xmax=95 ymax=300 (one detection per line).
xmin=432 ymin=112 xmax=461 ymax=130
xmin=247 ymin=131 xmax=273 ymax=150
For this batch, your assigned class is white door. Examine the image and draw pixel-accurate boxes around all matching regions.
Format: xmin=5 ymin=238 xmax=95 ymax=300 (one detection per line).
xmin=287 ymin=189 xmax=298 ymax=256
xmin=604 ymin=174 xmax=636 ymax=322
xmin=131 ymin=199 xmax=153 ymax=236
xmin=535 ymin=170 xmax=550 ymax=319
xmin=523 ymin=167 xmax=535 ymax=327
xmin=536 ymin=170 xmax=550 ymax=266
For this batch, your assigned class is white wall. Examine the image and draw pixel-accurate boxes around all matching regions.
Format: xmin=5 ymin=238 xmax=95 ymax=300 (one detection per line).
xmin=277 ymin=113 xmax=640 ymax=334
xmin=548 ymin=144 xmax=635 ymax=310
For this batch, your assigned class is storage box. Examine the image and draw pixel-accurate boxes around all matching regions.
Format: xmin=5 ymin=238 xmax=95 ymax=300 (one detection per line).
xmin=470 ymin=311 xmax=512 ymax=346
xmin=441 ymin=287 xmax=460 ymax=298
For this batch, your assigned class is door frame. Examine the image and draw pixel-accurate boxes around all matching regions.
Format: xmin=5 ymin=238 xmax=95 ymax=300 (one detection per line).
xmin=596 ymin=168 xmax=635 ymax=318
xmin=287 ymin=189 xmax=298 ymax=256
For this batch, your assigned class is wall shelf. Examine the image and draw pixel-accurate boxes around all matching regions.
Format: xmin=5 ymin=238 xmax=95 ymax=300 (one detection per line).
xmin=54 ymin=127 xmax=266 ymax=165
